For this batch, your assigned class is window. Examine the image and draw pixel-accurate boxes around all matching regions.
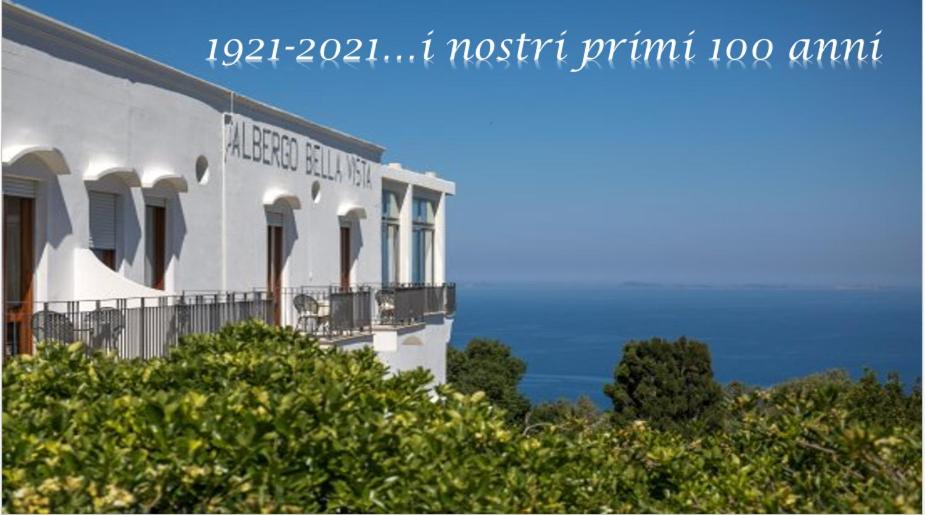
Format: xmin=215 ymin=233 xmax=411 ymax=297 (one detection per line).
xmin=413 ymin=196 xmax=435 ymax=225
xmin=412 ymin=197 xmax=435 ymax=284
xmin=145 ymin=201 xmax=166 ymax=290
xmin=381 ymin=191 xmax=400 ymax=284
xmin=311 ymin=180 xmax=322 ymax=203
xmin=195 ymin=155 xmax=209 ymax=184
xmin=88 ymin=191 xmax=117 ymax=270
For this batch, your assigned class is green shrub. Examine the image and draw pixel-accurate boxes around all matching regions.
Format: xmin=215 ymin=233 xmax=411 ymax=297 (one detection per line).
xmin=527 ymin=395 xmax=604 ymax=433
xmin=3 ymin=322 xmax=519 ymax=513
xmin=747 ymin=368 xmax=922 ymax=429
xmin=447 ymin=338 xmax=531 ymax=426
xmin=604 ymin=336 xmax=724 ymax=433
xmin=3 ymin=321 xmax=921 ymax=513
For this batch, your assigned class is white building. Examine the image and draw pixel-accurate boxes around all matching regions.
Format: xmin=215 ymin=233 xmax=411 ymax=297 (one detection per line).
xmin=1 ymin=2 xmax=455 ymax=382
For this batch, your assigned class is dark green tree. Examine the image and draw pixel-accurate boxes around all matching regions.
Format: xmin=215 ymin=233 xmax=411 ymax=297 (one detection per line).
xmin=604 ymin=336 xmax=724 ymax=432
xmin=447 ymin=338 xmax=531 ymax=425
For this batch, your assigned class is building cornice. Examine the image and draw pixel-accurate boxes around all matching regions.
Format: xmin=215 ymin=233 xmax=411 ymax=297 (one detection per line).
xmin=382 ymin=164 xmax=456 ymax=195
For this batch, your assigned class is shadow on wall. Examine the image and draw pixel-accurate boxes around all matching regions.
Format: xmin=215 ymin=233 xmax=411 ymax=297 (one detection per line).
xmin=285 ymin=206 xmax=298 ymax=276
xmin=338 ymin=216 xmax=364 ymax=283
xmin=263 ymin=203 xmax=300 ymax=287
xmin=147 ymin=187 xmax=188 ymax=267
xmin=168 ymin=189 xmax=187 ymax=262
xmin=6 ymin=154 xmax=74 ymax=250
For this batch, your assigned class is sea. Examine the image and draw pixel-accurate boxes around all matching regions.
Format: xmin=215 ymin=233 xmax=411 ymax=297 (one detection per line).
xmin=449 ymin=284 xmax=923 ymax=407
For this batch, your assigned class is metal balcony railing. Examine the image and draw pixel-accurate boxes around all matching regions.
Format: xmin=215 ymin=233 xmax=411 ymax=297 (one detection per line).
xmin=279 ymin=286 xmax=372 ymax=339
xmin=3 ymin=283 xmax=457 ymax=360
xmin=373 ymin=283 xmax=457 ymax=325
xmin=445 ymin=282 xmax=457 ymax=316
xmin=4 ymin=291 xmax=273 ymax=359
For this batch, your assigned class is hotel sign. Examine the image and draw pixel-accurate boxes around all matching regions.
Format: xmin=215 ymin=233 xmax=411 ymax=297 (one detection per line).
xmin=223 ymin=113 xmax=372 ymax=189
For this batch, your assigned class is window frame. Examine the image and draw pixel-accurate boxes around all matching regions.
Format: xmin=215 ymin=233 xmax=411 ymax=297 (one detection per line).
xmin=411 ymin=197 xmax=435 ymax=285
xmin=381 ymin=190 xmax=402 ymax=285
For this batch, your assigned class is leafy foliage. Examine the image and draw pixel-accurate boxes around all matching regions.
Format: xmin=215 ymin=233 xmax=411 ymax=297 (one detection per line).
xmin=3 ymin=321 xmax=921 ymax=513
xmin=527 ymin=395 xmax=605 ymax=433
xmin=447 ymin=338 xmax=531 ymax=425
xmin=738 ymin=368 xmax=922 ymax=431
xmin=604 ymin=336 xmax=725 ymax=433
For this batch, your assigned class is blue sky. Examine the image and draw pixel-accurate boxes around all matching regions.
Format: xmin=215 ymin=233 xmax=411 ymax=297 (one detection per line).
xmin=15 ymin=0 xmax=922 ymax=287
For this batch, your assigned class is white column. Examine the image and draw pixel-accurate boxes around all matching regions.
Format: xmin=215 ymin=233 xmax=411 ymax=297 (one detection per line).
xmin=398 ymin=183 xmax=413 ymax=283
xmin=434 ymin=192 xmax=446 ymax=284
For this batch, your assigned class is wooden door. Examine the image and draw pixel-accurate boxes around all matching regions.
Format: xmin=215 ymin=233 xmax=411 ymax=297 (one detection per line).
xmin=4 ymin=196 xmax=34 ymax=356
xmin=339 ymin=226 xmax=351 ymax=289
xmin=267 ymin=225 xmax=283 ymax=325
xmin=146 ymin=205 xmax=166 ymax=290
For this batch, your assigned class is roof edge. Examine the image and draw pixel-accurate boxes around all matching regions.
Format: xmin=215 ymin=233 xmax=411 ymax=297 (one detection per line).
xmin=2 ymin=1 xmax=386 ymax=161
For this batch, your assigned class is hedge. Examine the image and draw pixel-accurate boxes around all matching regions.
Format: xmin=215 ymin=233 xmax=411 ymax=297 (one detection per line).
xmin=3 ymin=321 xmax=920 ymax=513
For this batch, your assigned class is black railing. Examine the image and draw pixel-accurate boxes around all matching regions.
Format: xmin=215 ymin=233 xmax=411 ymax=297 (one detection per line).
xmin=4 ymin=291 xmax=272 ymax=359
xmin=445 ymin=283 xmax=456 ymax=315
xmin=280 ymin=286 xmax=372 ymax=339
xmin=373 ymin=283 xmax=456 ymax=325
xmin=4 ymin=283 xmax=457 ymax=359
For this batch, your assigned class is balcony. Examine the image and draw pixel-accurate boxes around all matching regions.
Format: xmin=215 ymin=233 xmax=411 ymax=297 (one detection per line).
xmin=5 ymin=292 xmax=273 ymax=359
xmin=278 ymin=286 xmax=374 ymax=340
xmin=372 ymin=283 xmax=456 ymax=326
xmin=4 ymin=283 xmax=456 ymax=359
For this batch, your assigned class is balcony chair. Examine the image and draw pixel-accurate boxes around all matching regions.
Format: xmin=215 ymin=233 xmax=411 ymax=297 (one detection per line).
xmin=83 ymin=307 xmax=125 ymax=353
xmin=375 ymin=289 xmax=396 ymax=324
xmin=293 ymin=293 xmax=328 ymax=334
xmin=31 ymin=311 xmax=76 ymax=345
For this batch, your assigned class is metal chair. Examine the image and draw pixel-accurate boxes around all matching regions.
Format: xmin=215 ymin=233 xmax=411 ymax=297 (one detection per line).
xmin=293 ymin=293 xmax=323 ymax=333
xmin=375 ymin=288 xmax=396 ymax=324
xmin=31 ymin=310 xmax=76 ymax=345
xmin=83 ymin=307 xmax=125 ymax=352
xmin=175 ymin=299 xmax=192 ymax=337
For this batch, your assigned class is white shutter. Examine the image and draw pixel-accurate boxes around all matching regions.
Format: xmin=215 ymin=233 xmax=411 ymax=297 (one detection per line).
xmin=144 ymin=196 xmax=167 ymax=208
xmin=3 ymin=176 xmax=37 ymax=198
xmin=89 ymin=191 xmax=117 ymax=250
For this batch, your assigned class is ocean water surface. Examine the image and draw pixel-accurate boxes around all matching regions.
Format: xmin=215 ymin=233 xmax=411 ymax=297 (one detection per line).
xmin=449 ymin=284 xmax=922 ymax=407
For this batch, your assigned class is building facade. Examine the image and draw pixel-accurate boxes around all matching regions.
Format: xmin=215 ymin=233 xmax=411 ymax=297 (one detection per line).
xmin=1 ymin=2 xmax=455 ymax=382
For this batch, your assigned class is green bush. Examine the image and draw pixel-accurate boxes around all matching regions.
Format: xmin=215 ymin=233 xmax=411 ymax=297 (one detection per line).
xmin=447 ymin=338 xmax=531 ymax=426
xmin=4 ymin=322 xmax=519 ymax=513
xmin=744 ymin=368 xmax=922 ymax=429
xmin=604 ymin=337 xmax=725 ymax=433
xmin=3 ymin=321 xmax=921 ymax=513
xmin=527 ymin=395 xmax=605 ymax=433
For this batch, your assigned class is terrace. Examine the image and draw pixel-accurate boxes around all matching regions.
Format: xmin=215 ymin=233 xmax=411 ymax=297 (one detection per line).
xmin=4 ymin=283 xmax=456 ymax=359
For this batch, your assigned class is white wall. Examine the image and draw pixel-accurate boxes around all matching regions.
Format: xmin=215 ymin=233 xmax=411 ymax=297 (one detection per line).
xmin=2 ymin=10 xmax=456 ymax=383
xmin=2 ymin=38 xmax=224 ymax=300
xmin=2 ymin=39 xmax=453 ymax=298
xmin=221 ymin=113 xmax=382 ymax=291
xmin=373 ymin=315 xmax=454 ymax=385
